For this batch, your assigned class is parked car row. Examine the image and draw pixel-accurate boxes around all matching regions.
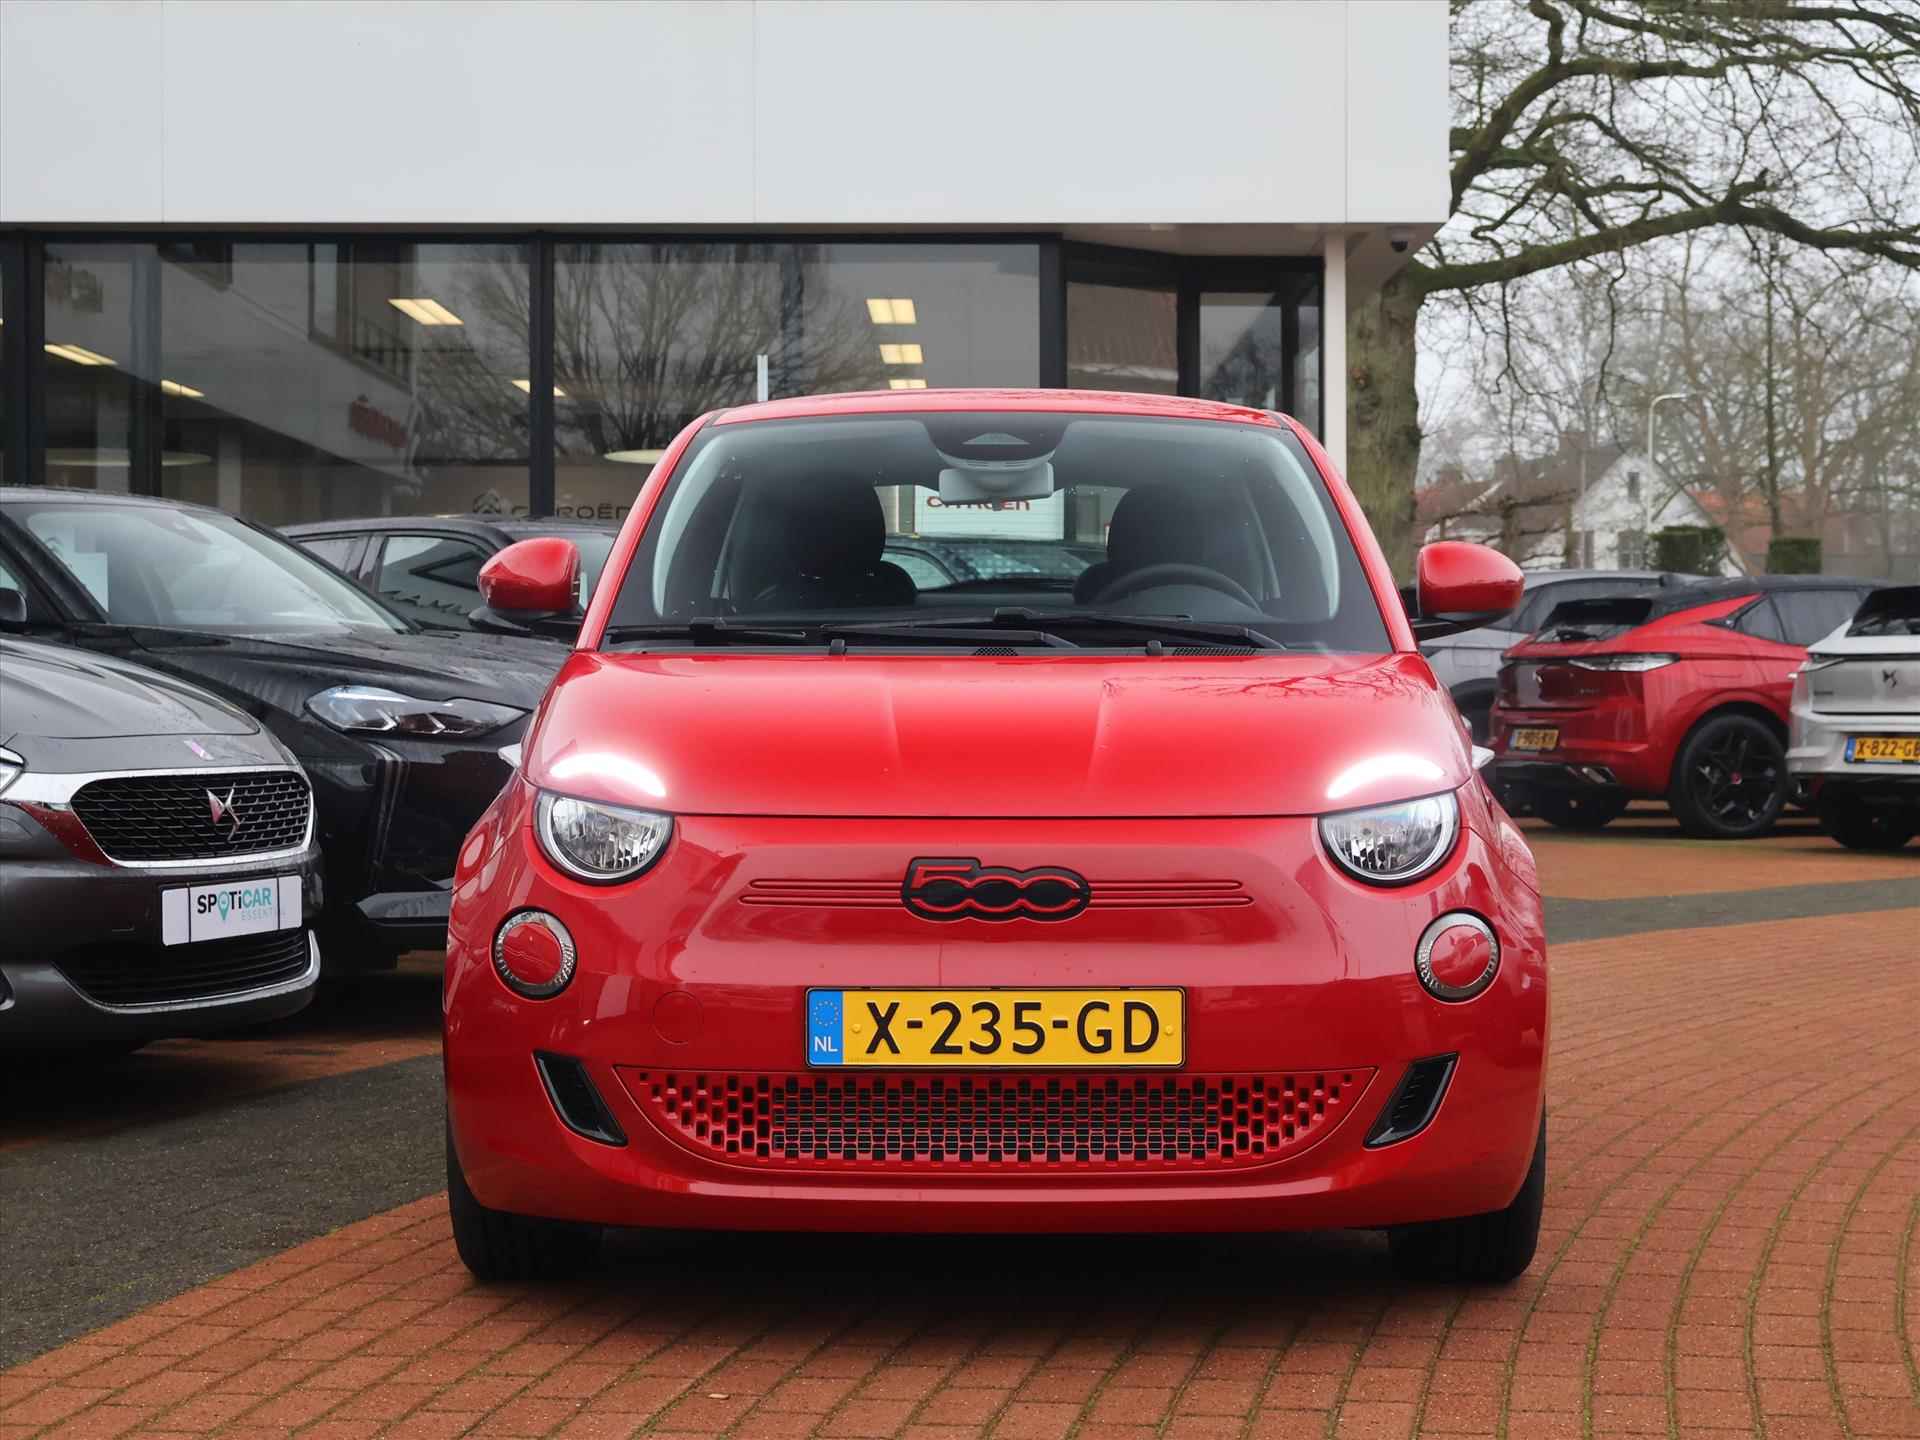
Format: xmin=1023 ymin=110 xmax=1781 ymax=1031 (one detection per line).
xmin=1484 ymin=573 xmax=1915 ymax=846
xmin=0 ymin=487 xmax=573 ymax=1051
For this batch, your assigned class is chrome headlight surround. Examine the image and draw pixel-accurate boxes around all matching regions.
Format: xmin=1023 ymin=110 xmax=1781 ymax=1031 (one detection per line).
xmin=534 ymin=790 xmax=673 ymax=884
xmin=0 ymin=746 xmax=23 ymax=799
xmin=1319 ymin=791 xmax=1460 ymax=887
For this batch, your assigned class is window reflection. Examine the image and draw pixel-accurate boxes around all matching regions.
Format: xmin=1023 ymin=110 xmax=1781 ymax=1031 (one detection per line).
xmin=552 ymin=243 xmax=1039 ymax=523
xmin=42 ymin=241 xmax=531 ymax=522
xmin=1066 ymin=282 xmax=1177 ymax=395
xmin=1199 ymin=292 xmax=1286 ymax=411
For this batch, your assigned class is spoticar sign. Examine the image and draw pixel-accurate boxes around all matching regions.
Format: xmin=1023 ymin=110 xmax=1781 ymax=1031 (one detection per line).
xmin=197 ymin=883 xmax=276 ymax=924
xmin=161 ymin=875 xmax=303 ymax=946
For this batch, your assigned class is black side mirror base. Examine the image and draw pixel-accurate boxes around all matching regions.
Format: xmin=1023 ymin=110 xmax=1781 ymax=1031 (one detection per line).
xmin=468 ymin=604 xmax=583 ymax=642
xmin=1410 ymin=610 xmax=1508 ymax=642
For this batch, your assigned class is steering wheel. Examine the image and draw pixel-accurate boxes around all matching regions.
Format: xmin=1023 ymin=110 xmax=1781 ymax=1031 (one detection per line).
xmin=1094 ymin=563 xmax=1260 ymax=610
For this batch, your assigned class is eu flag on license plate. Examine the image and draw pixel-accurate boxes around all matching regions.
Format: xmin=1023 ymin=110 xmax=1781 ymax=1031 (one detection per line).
xmin=807 ymin=989 xmax=845 ymax=1065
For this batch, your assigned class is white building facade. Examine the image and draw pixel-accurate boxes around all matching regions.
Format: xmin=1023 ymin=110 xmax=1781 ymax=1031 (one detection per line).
xmin=0 ymin=0 xmax=1448 ymax=525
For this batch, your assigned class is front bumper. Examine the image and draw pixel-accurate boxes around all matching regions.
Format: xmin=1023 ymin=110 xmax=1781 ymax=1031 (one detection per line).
xmin=0 ymin=934 xmax=319 ymax=1050
xmin=303 ymin=737 xmax=516 ymax=961
xmin=444 ymin=784 xmax=1548 ymax=1234
xmin=0 ymin=822 xmax=323 ymax=1048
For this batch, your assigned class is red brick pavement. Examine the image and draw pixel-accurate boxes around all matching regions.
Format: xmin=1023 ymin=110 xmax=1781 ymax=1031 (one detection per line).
xmin=4 ymin=904 xmax=1916 ymax=1439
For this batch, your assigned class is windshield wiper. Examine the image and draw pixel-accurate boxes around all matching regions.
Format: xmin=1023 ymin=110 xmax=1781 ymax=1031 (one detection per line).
xmin=815 ymin=620 xmax=1078 ymax=647
xmin=816 ymin=609 xmax=1282 ymax=650
xmin=603 ymin=619 xmax=813 ymax=646
xmin=981 ymin=608 xmax=1286 ymax=650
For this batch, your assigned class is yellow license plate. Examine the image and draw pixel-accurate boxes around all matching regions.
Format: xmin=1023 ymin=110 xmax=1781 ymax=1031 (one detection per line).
xmin=1510 ymin=727 xmax=1560 ymax=752
xmin=1847 ymin=735 xmax=1920 ymax=763
xmin=807 ymin=989 xmax=1184 ymax=1068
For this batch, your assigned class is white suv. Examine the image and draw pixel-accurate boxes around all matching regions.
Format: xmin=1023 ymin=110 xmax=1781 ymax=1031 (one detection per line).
xmin=1789 ymin=585 xmax=1920 ymax=850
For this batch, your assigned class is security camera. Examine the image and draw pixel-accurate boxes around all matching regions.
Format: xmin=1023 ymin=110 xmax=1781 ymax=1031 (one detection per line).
xmin=1388 ymin=226 xmax=1413 ymax=254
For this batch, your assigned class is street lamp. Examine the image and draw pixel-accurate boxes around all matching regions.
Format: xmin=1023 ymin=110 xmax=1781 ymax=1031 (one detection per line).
xmin=1643 ymin=391 xmax=1691 ymax=556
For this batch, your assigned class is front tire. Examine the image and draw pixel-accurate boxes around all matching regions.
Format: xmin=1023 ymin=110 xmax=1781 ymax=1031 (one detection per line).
xmin=1531 ymin=790 xmax=1628 ymax=831
xmin=1817 ymin=795 xmax=1917 ymax=851
xmin=1389 ymin=1113 xmax=1545 ymax=1284
xmin=1668 ymin=714 xmax=1789 ymax=839
xmin=447 ymin=1122 xmax=601 ymax=1282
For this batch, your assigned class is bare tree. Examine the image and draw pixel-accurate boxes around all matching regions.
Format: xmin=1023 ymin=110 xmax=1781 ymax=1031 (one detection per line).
xmin=1358 ymin=0 xmax=1920 ymax=571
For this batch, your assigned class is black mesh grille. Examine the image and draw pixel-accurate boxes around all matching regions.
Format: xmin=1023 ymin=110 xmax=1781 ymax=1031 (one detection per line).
xmin=72 ymin=770 xmax=311 ymax=863
xmin=56 ymin=927 xmax=311 ymax=1007
xmin=628 ymin=1070 xmax=1368 ymax=1172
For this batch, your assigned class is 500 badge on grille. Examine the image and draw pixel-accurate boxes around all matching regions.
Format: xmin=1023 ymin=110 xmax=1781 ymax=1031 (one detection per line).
xmin=808 ymin=989 xmax=1183 ymax=1068
xmin=901 ymin=857 xmax=1090 ymax=921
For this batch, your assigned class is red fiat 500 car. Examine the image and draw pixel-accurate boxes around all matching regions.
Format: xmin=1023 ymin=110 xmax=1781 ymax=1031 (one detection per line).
xmin=443 ymin=391 xmax=1547 ymax=1285
xmin=1490 ymin=576 xmax=1880 ymax=838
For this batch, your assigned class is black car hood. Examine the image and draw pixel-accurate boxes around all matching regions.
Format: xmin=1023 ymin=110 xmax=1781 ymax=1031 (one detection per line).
xmin=122 ymin=627 xmax=561 ymax=708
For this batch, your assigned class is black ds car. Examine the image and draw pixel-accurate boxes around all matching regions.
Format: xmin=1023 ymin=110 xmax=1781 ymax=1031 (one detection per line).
xmin=0 ymin=489 xmax=563 ymax=965
xmin=0 ymin=638 xmax=321 ymax=1049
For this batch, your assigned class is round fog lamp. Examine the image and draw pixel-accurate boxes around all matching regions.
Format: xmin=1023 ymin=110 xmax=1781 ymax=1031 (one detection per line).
xmin=1414 ymin=912 xmax=1499 ymax=1002
xmin=493 ymin=910 xmax=577 ymax=999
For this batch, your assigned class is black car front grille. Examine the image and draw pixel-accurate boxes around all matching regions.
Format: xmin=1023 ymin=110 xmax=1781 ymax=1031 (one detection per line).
xmin=71 ymin=770 xmax=311 ymax=863
xmin=56 ymin=927 xmax=312 ymax=1008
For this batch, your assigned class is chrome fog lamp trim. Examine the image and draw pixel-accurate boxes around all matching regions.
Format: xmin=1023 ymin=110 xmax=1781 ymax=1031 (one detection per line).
xmin=1414 ymin=911 xmax=1500 ymax=1002
xmin=493 ymin=909 xmax=578 ymax=1000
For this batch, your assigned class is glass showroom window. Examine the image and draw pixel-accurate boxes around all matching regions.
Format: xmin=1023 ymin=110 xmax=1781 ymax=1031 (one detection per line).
xmin=551 ymin=242 xmax=1039 ymax=523
xmin=41 ymin=241 xmax=531 ymax=524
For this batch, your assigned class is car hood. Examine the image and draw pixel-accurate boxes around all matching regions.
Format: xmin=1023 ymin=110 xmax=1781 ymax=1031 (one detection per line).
xmin=0 ymin=637 xmax=260 ymax=743
xmin=119 ymin=627 xmax=563 ymax=719
xmin=524 ymin=650 xmax=1470 ymax=818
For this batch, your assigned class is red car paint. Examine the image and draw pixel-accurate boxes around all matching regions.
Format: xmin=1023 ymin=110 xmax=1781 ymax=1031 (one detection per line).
xmin=444 ymin=391 xmax=1547 ymax=1239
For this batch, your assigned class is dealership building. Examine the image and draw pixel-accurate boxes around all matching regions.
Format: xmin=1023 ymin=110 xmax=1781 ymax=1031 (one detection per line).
xmin=0 ymin=0 xmax=1446 ymax=531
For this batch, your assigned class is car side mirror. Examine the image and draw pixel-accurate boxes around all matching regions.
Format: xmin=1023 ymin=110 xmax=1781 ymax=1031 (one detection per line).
xmin=1412 ymin=541 xmax=1523 ymax=641
xmin=472 ymin=538 xmax=584 ymax=641
xmin=0 ymin=588 xmax=28 ymax=633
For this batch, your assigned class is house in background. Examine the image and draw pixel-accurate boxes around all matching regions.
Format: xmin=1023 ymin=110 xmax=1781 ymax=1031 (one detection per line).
xmin=1418 ymin=437 xmax=1745 ymax=575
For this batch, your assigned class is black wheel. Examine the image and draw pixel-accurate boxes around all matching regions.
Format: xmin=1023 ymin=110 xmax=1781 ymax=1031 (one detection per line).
xmin=1817 ymin=796 xmax=1917 ymax=851
xmin=447 ymin=1122 xmax=601 ymax=1282
xmin=1390 ymin=1113 xmax=1545 ymax=1284
xmin=1531 ymin=790 xmax=1628 ymax=831
xmin=1667 ymin=714 xmax=1789 ymax=839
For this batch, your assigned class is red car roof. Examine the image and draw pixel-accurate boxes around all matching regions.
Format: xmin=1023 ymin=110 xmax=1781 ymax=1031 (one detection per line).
xmin=711 ymin=388 xmax=1289 ymax=426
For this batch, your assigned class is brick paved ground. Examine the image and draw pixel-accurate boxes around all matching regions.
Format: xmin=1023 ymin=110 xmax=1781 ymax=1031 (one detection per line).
xmin=3 ymin=820 xmax=1916 ymax=1439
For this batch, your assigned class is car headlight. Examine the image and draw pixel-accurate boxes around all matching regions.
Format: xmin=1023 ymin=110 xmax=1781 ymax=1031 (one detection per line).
xmin=306 ymin=685 xmax=525 ymax=738
xmin=0 ymin=746 xmax=22 ymax=798
xmin=1319 ymin=792 xmax=1459 ymax=885
xmin=1567 ymin=654 xmax=1677 ymax=672
xmin=535 ymin=790 xmax=673 ymax=883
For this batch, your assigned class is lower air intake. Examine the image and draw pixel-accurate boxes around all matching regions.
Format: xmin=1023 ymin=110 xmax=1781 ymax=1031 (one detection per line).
xmin=620 ymin=1069 xmax=1371 ymax=1172
xmin=55 ymin=928 xmax=312 ymax=1008
xmin=1365 ymin=1054 xmax=1458 ymax=1147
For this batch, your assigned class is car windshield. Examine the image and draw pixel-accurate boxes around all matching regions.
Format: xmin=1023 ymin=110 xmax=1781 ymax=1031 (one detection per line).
xmin=604 ymin=411 xmax=1390 ymax=652
xmin=7 ymin=499 xmax=408 ymax=635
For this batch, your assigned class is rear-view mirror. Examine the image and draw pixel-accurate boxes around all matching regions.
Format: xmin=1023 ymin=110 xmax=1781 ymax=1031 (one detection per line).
xmin=471 ymin=538 xmax=585 ymax=641
xmin=1411 ymin=542 xmax=1523 ymax=641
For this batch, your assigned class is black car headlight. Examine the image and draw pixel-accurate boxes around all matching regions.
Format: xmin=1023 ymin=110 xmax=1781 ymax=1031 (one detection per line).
xmin=306 ymin=685 xmax=525 ymax=738
xmin=1319 ymin=792 xmax=1459 ymax=885
xmin=535 ymin=791 xmax=673 ymax=883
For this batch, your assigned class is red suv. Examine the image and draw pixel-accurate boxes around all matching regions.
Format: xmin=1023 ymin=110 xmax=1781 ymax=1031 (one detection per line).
xmin=1492 ymin=577 xmax=1880 ymax=838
